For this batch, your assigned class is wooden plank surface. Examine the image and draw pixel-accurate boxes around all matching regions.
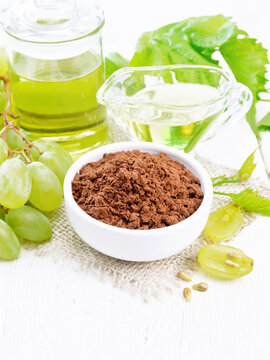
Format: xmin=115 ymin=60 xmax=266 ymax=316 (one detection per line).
xmin=1 ymin=1 xmax=270 ymax=359
xmin=0 ymin=110 xmax=269 ymax=360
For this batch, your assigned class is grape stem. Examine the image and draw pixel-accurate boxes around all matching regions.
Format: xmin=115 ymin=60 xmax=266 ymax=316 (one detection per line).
xmin=0 ymin=75 xmax=42 ymax=163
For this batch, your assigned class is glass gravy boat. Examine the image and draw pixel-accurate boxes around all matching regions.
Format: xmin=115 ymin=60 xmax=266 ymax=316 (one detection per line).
xmin=97 ymin=65 xmax=252 ymax=152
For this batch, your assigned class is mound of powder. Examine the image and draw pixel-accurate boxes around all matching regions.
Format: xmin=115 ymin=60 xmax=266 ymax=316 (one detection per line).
xmin=72 ymin=150 xmax=204 ymax=230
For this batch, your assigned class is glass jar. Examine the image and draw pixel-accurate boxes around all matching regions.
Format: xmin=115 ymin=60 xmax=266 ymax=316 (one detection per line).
xmin=0 ymin=0 xmax=107 ymax=157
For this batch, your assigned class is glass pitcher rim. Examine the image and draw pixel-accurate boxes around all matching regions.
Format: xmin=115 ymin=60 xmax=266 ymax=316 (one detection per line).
xmin=97 ymin=64 xmax=234 ymax=112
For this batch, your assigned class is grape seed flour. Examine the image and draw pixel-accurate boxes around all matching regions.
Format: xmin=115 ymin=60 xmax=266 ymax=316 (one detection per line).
xmin=72 ymin=150 xmax=204 ymax=230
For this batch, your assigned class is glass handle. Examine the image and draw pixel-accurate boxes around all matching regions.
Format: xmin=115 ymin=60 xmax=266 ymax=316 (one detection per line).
xmin=186 ymin=83 xmax=253 ymax=153
xmin=219 ymin=83 xmax=253 ymax=127
xmin=199 ymin=83 xmax=253 ymax=144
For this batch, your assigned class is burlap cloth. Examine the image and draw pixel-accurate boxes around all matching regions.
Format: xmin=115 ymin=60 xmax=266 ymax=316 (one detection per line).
xmin=23 ymin=122 xmax=270 ymax=299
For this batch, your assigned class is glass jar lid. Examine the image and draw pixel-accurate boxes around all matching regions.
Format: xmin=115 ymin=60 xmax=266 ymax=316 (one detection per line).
xmin=0 ymin=0 xmax=104 ymax=43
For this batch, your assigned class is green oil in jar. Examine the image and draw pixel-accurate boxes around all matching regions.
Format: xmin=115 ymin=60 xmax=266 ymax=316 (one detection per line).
xmin=10 ymin=51 xmax=108 ymax=158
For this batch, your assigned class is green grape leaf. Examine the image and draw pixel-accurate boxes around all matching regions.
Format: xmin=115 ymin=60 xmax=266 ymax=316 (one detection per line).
xmin=220 ymin=37 xmax=269 ymax=137
xmin=246 ymin=102 xmax=260 ymax=138
xmin=236 ymin=149 xmax=257 ymax=181
xmin=168 ymin=41 xmax=216 ymax=66
xmin=215 ymin=188 xmax=270 ymax=216
xmin=154 ymin=15 xmax=236 ymax=50
xmin=220 ymin=37 xmax=269 ymax=98
xmin=105 ymin=52 xmax=129 ymax=78
xmin=130 ymin=37 xmax=171 ymax=67
xmin=212 ymin=149 xmax=257 ymax=186
xmin=187 ymin=14 xmax=237 ymax=49
xmin=168 ymin=40 xmax=219 ymax=87
xmin=129 ymin=15 xmax=234 ymax=68
xmin=258 ymin=111 xmax=270 ymax=132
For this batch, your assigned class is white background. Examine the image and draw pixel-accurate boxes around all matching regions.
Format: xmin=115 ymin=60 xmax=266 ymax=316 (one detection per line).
xmin=100 ymin=0 xmax=270 ymax=58
xmin=1 ymin=1 xmax=270 ymax=359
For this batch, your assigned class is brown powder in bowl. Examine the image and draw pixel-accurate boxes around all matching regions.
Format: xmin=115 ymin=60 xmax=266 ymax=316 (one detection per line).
xmin=72 ymin=150 xmax=204 ymax=230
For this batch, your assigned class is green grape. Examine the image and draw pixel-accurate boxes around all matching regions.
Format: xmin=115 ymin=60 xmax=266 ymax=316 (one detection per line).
xmin=0 ymin=138 xmax=8 ymax=164
xmin=5 ymin=205 xmax=52 ymax=242
xmin=0 ymin=219 xmax=20 ymax=260
xmin=0 ymin=158 xmax=32 ymax=208
xmin=6 ymin=129 xmax=28 ymax=151
xmin=11 ymin=148 xmax=40 ymax=163
xmin=198 ymin=244 xmax=253 ymax=280
xmin=30 ymin=146 xmax=40 ymax=161
xmin=39 ymin=151 xmax=71 ymax=185
xmin=12 ymin=153 xmax=26 ymax=163
xmin=28 ymin=162 xmax=63 ymax=211
xmin=204 ymin=204 xmax=244 ymax=241
xmin=0 ymin=48 xmax=8 ymax=74
xmin=33 ymin=139 xmax=73 ymax=166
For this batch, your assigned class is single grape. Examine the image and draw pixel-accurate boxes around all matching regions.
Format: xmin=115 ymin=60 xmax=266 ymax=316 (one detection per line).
xmin=28 ymin=162 xmax=63 ymax=211
xmin=204 ymin=204 xmax=243 ymax=241
xmin=11 ymin=147 xmax=40 ymax=163
xmin=12 ymin=153 xmax=26 ymax=163
xmin=0 ymin=219 xmax=20 ymax=260
xmin=5 ymin=205 xmax=52 ymax=242
xmin=30 ymin=146 xmax=40 ymax=161
xmin=0 ymin=158 xmax=32 ymax=208
xmin=33 ymin=139 xmax=73 ymax=166
xmin=198 ymin=244 xmax=253 ymax=280
xmin=6 ymin=129 xmax=28 ymax=151
xmin=0 ymin=138 xmax=8 ymax=164
xmin=39 ymin=151 xmax=71 ymax=185
xmin=0 ymin=48 xmax=8 ymax=74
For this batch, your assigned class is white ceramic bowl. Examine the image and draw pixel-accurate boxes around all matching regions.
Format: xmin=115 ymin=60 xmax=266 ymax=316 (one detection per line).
xmin=64 ymin=142 xmax=213 ymax=262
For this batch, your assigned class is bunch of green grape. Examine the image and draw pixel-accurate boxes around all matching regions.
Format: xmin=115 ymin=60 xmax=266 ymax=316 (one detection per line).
xmin=0 ymin=132 xmax=73 ymax=261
